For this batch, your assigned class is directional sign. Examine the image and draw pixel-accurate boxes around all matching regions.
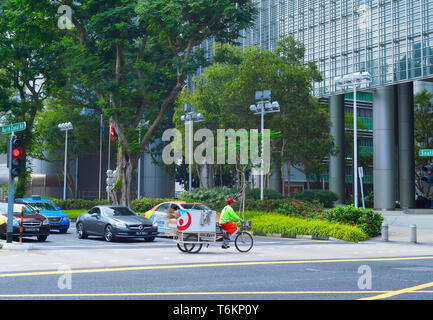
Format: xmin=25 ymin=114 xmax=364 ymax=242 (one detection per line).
xmin=419 ymin=149 xmax=433 ymax=157
xmin=0 ymin=122 xmax=26 ymax=134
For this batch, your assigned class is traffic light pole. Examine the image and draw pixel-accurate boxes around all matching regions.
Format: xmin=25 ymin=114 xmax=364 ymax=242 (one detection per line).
xmin=7 ymin=133 xmax=15 ymax=243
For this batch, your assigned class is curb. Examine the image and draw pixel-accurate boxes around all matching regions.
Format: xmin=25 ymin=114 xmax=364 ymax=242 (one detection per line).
xmin=252 ymin=232 xmax=340 ymax=241
xmin=0 ymin=242 xmax=34 ymax=251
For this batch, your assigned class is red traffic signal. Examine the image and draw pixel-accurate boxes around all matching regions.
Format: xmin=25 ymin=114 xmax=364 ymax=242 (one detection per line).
xmin=10 ymin=136 xmax=23 ymax=179
xmin=421 ymin=164 xmax=433 ymax=184
xmin=12 ymin=147 xmax=23 ymax=158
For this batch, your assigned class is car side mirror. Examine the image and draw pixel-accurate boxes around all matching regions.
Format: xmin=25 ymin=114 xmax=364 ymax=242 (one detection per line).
xmin=92 ymin=213 xmax=101 ymax=219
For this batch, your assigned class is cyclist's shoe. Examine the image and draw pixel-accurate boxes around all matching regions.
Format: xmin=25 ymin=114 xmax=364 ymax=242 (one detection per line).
xmin=221 ymin=244 xmax=230 ymax=249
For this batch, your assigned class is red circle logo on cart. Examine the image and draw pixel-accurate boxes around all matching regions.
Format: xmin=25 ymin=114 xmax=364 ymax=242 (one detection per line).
xmin=177 ymin=211 xmax=192 ymax=231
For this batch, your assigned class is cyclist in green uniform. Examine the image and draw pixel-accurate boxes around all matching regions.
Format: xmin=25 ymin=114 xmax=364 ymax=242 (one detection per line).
xmin=219 ymin=198 xmax=243 ymax=249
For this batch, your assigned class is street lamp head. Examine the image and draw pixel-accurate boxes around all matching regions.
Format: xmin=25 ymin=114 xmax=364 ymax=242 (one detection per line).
xmin=250 ymin=104 xmax=257 ymax=113
xmin=361 ymin=71 xmax=372 ymax=82
xmin=184 ymin=103 xmax=191 ymax=113
xmin=58 ymin=122 xmax=73 ymax=131
xmin=271 ymin=101 xmax=280 ymax=111
xmin=264 ymin=101 xmax=273 ymax=110
xmin=196 ymin=113 xmax=204 ymax=122
xmin=352 ymin=72 xmax=363 ymax=83
xmin=180 ymin=115 xmax=186 ymax=122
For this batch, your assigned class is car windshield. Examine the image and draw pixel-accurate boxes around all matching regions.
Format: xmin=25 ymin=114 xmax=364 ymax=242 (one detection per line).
xmin=103 ymin=207 xmax=136 ymax=217
xmin=0 ymin=203 xmax=35 ymax=215
xmin=31 ymin=201 xmax=57 ymax=211
xmin=182 ymin=204 xmax=210 ymax=210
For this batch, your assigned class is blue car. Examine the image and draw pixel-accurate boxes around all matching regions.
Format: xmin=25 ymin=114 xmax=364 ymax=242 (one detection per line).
xmin=15 ymin=196 xmax=70 ymax=233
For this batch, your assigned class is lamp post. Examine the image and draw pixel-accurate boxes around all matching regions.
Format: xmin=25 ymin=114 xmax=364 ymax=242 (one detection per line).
xmin=181 ymin=103 xmax=204 ymax=191
xmin=249 ymin=90 xmax=280 ymax=200
xmin=334 ymin=72 xmax=372 ymax=208
xmin=58 ymin=122 xmax=73 ymax=200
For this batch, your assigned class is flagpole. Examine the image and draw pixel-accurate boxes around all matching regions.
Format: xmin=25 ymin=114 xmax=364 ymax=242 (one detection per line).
xmin=98 ymin=114 xmax=103 ymax=200
xmin=107 ymin=117 xmax=112 ymax=201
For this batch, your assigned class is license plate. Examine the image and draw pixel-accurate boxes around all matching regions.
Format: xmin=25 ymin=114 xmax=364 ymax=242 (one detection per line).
xmin=136 ymin=231 xmax=147 ymax=235
xmin=25 ymin=228 xmax=39 ymax=232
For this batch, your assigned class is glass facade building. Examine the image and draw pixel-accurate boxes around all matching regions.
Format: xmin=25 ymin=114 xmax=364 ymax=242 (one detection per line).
xmin=238 ymin=0 xmax=433 ymax=97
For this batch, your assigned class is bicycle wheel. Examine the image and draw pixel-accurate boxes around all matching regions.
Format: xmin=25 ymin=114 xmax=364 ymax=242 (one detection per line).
xmin=234 ymin=232 xmax=253 ymax=253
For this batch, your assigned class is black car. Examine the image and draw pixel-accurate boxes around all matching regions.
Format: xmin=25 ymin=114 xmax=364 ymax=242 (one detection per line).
xmin=76 ymin=205 xmax=158 ymax=242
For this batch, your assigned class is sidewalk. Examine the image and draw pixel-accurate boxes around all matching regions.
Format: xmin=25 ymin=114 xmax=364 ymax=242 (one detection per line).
xmin=372 ymin=209 xmax=433 ymax=244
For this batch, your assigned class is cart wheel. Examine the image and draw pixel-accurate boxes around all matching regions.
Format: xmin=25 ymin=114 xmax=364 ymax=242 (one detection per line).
xmin=185 ymin=243 xmax=203 ymax=253
xmin=177 ymin=243 xmax=188 ymax=252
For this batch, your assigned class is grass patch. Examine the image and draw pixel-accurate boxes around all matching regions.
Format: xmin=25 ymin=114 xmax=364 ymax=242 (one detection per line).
xmin=64 ymin=209 xmax=88 ymax=219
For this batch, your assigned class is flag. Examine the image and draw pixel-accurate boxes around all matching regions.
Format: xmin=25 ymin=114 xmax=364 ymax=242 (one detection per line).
xmin=109 ymin=117 xmax=115 ymax=141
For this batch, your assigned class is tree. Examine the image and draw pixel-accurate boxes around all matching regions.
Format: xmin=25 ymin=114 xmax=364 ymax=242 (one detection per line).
xmin=31 ymin=101 xmax=101 ymax=198
xmin=0 ymin=0 xmax=64 ymax=196
xmin=414 ymin=90 xmax=433 ymax=198
xmin=173 ymin=37 xmax=333 ymax=194
xmin=51 ymin=0 xmax=256 ymax=206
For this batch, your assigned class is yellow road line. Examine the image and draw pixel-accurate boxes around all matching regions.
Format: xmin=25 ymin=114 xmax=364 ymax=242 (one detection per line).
xmin=0 ymin=291 xmax=389 ymax=298
xmin=359 ymin=281 xmax=433 ymax=300
xmin=1 ymin=290 xmax=433 ymax=298
xmin=1 ymin=256 xmax=433 ymax=278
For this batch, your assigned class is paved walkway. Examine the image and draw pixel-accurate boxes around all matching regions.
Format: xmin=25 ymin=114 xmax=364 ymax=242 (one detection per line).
xmin=372 ymin=209 xmax=433 ymax=244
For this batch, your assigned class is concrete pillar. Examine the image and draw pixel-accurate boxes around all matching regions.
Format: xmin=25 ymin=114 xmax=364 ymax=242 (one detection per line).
xmin=329 ymin=94 xmax=345 ymax=204
xmin=269 ymin=169 xmax=282 ymax=193
xmin=397 ymin=82 xmax=415 ymax=209
xmin=373 ymin=85 xmax=397 ymax=210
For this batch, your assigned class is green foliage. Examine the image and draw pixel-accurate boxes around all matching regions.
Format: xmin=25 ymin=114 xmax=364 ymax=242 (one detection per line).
xmin=46 ymin=198 xmax=110 ymax=211
xmin=324 ymin=205 xmax=384 ymax=237
xmin=274 ymin=199 xmax=324 ymax=217
xmin=292 ymin=190 xmax=339 ymax=208
xmin=248 ymin=214 xmax=368 ymax=242
xmin=245 ymin=188 xmax=283 ymax=200
xmin=130 ymin=197 xmax=175 ymax=213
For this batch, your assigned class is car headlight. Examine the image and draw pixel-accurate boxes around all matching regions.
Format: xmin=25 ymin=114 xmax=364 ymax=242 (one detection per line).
xmin=112 ymin=220 xmax=127 ymax=228
xmin=42 ymin=219 xmax=50 ymax=225
xmin=62 ymin=217 xmax=70 ymax=222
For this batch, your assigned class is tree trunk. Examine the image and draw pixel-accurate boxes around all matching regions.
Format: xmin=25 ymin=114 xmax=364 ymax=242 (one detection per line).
xmin=111 ymin=147 xmax=137 ymax=207
xmin=280 ymin=164 xmax=285 ymax=196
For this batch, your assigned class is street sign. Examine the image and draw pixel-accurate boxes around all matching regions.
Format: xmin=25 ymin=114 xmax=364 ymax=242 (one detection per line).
xmin=419 ymin=149 xmax=433 ymax=157
xmin=1 ymin=122 xmax=26 ymax=134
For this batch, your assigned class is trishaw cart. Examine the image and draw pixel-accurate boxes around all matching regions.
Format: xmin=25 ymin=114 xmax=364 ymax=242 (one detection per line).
xmin=173 ymin=209 xmax=254 ymax=253
xmin=172 ymin=209 xmax=218 ymax=253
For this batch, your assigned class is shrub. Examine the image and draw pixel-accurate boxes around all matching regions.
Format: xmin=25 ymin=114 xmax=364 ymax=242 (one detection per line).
xmin=46 ymin=198 xmax=110 ymax=210
xmin=249 ymin=214 xmax=368 ymax=242
xmin=323 ymin=205 xmax=384 ymax=237
xmin=275 ymin=199 xmax=324 ymax=217
xmin=292 ymin=190 xmax=339 ymax=208
xmin=130 ymin=197 xmax=174 ymax=213
xmin=245 ymin=188 xmax=283 ymax=200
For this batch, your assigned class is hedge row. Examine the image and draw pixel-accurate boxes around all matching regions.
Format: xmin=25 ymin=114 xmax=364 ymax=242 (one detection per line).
xmin=247 ymin=214 xmax=368 ymax=242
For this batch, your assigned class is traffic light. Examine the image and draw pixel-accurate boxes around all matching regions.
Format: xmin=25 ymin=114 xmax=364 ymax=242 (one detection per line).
xmin=10 ymin=135 xmax=23 ymax=179
xmin=421 ymin=163 xmax=433 ymax=184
